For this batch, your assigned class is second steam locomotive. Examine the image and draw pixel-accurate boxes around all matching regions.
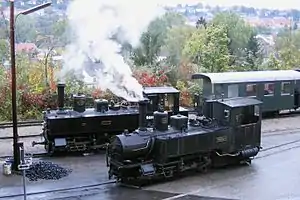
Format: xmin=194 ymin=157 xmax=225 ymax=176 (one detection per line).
xmin=32 ymin=83 xmax=188 ymax=154
xmin=106 ymin=97 xmax=262 ymax=184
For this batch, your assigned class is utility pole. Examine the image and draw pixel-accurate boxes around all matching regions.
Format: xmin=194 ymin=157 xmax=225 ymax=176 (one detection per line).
xmin=9 ymin=0 xmax=18 ymax=171
xmin=9 ymin=0 xmax=51 ymax=171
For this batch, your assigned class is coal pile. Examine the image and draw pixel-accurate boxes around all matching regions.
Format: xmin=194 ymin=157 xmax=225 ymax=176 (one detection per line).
xmin=24 ymin=161 xmax=73 ymax=181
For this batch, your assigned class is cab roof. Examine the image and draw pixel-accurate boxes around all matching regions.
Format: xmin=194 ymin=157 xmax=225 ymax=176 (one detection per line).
xmin=218 ymin=97 xmax=262 ymax=108
xmin=143 ymin=86 xmax=179 ymax=94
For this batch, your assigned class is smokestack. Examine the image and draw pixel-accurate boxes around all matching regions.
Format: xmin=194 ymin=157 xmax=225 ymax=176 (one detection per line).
xmin=138 ymin=99 xmax=149 ymax=131
xmin=57 ymin=83 xmax=65 ymax=110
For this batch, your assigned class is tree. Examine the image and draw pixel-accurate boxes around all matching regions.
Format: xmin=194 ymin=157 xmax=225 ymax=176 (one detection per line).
xmin=183 ymin=24 xmax=230 ymax=73
xmin=0 ymin=39 xmax=8 ymax=62
xmin=245 ymin=32 xmax=262 ymax=69
xmin=265 ymin=53 xmax=281 ymax=70
xmin=293 ymin=22 xmax=298 ymax=30
xmin=15 ymin=15 xmax=37 ymax=43
xmin=131 ymin=12 xmax=186 ymax=68
xmin=162 ymin=25 xmax=195 ymax=67
xmin=274 ymin=29 xmax=300 ymax=69
xmin=211 ymin=12 xmax=255 ymax=67
xmin=196 ymin=17 xmax=207 ymax=29
xmin=235 ymin=30 xmax=263 ymax=71
xmin=132 ymin=31 xmax=161 ymax=66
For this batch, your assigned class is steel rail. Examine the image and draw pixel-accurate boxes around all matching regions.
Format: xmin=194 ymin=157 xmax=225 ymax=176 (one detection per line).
xmin=0 ymin=180 xmax=116 ymax=199
xmin=0 ymin=120 xmax=43 ymax=129
xmin=0 ymin=120 xmax=43 ymax=125
xmin=0 ymin=152 xmax=47 ymax=159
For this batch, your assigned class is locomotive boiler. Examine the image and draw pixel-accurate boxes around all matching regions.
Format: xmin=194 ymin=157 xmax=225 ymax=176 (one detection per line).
xmin=106 ymin=97 xmax=262 ymax=185
xmin=32 ymin=84 xmax=188 ymax=154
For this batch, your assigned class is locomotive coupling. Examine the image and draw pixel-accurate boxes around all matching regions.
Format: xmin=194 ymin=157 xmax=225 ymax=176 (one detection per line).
xmin=32 ymin=141 xmax=46 ymax=147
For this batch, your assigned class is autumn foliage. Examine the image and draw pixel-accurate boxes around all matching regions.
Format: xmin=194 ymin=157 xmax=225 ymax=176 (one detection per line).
xmin=133 ymin=69 xmax=168 ymax=86
xmin=0 ymin=57 xmax=195 ymax=121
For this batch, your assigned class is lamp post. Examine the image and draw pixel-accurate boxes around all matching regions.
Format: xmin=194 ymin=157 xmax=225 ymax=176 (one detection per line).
xmin=10 ymin=0 xmax=51 ymax=171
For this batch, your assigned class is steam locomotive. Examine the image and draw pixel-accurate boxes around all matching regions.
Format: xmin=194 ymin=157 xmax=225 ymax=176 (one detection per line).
xmin=106 ymin=97 xmax=262 ymax=185
xmin=32 ymin=84 xmax=188 ymax=154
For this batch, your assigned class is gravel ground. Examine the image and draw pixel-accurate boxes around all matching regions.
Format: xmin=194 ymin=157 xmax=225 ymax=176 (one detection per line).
xmin=0 ymin=153 xmax=109 ymax=192
xmin=0 ymin=125 xmax=42 ymax=138
xmin=261 ymin=115 xmax=300 ymax=133
xmin=0 ymin=114 xmax=299 ymax=156
xmin=0 ymin=136 xmax=46 ymax=157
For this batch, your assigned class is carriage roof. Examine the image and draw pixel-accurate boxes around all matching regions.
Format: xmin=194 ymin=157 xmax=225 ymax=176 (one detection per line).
xmin=191 ymin=70 xmax=300 ymax=84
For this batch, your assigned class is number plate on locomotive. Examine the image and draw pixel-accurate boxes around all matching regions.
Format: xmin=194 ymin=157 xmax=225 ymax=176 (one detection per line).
xmin=216 ymin=136 xmax=227 ymax=143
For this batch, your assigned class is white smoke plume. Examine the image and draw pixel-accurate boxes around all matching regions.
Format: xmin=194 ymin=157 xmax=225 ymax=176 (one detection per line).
xmin=59 ymin=0 xmax=164 ymax=101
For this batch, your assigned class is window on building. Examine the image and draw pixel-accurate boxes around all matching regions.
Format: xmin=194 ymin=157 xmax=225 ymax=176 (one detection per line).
xmin=246 ymin=84 xmax=257 ymax=96
xmin=264 ymin=83 xmax=275 ymax=96
xmin=281 ymin=82 xmax=291 ymax=95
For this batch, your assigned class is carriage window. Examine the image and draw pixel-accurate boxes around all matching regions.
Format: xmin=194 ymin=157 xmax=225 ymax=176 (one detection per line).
xmin=246 ymin=84 xmax=257 ymax=96
xmin=264 ymin=83 xmax=274 ymax=96
xmin=281 ymin=82 xmax=290 ymax=95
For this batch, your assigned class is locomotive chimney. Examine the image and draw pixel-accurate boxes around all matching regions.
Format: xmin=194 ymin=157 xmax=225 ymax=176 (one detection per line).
xmin=57 ymin=83 xmax=65 ymax=110
xmin=138 ymin=99 xmax=149 ymax=131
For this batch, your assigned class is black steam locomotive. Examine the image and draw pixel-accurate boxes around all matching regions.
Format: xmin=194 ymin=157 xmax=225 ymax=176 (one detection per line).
xmin=106 ymin=97 xmax=262 ymax=185
xmin=32 ymin=84 xmax=188 ymax=154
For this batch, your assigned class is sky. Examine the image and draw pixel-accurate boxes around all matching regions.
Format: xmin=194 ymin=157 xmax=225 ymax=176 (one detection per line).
xmin=160 ymin=0 xmax=300 ymax=10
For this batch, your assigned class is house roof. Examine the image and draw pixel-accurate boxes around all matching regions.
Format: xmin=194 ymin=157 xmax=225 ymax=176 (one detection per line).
xmin=16 ymin=43 xmax=37 ymax=53
xmin=191 ymin=70 xmax=300 ymax=84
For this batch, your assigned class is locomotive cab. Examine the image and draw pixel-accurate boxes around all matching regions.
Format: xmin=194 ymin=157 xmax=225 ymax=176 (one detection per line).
xmin=203 ymin=97 xmax=262 ymax=126
xmin=143 ymin=86 xmax=188 ymax=121
xmin=211 ymin=97 xmax=262 ymax=155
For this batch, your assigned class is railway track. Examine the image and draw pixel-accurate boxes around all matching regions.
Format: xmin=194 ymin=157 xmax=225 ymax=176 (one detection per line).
xmin=0 ymin=133 xmax=42 ymax=140
xmin=0 ymin=152 xmax=48 ymax=159
xmin=0 ymin=120 xmax=43 ymax=129
xmin=0 ymin=108 xmax=299 ymax=130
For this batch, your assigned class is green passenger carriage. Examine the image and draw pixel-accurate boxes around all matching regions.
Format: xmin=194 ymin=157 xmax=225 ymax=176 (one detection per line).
xmin=191 ymin=70 xmax=300 ymax=115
